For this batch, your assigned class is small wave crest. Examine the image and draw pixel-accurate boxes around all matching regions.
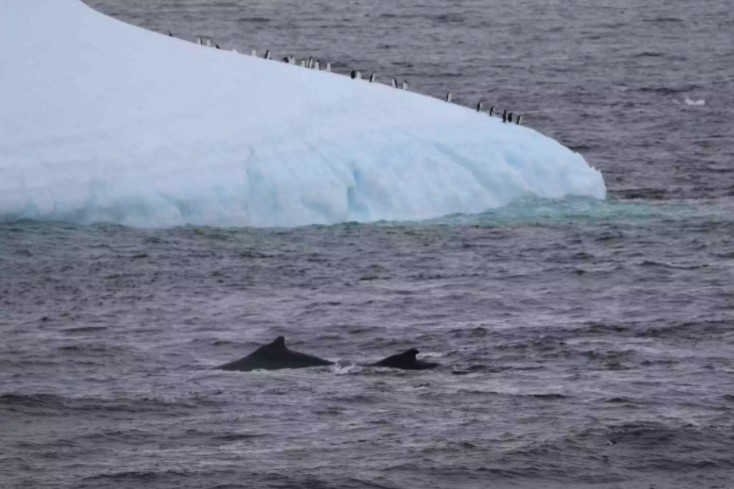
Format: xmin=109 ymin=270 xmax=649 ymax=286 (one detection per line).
xmin=0 ymin=392 xmax=220 ymax=415
xmin=684 ymin=97 xmax=705 ymax=106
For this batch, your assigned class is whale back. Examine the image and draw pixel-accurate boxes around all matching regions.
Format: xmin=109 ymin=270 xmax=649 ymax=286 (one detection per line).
xmin=370 ymin=348 xmax=438 ymax=370
xmin=216 ymin=336 xmax=332 ymax=371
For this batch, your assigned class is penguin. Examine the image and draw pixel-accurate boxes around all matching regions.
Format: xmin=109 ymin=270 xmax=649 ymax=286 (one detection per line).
xmin=314 ymin=60 xmax=320 ymax=70
xmin=264 ymin=50 xmax=271 ymax=60
xmin=206 ymin=38 xmax=212 ymax=47
xmin=508 ymin=112 xmax=513 ymax=123
xmin=301 ymin=60 xmax=307 ymax=68
xmin=356 ymin=71 xmax=362 ymax=80
xmin=446 ymin=92 xmax=452 ymax=103
xmin=325 ymin=63 xmax=332 ymax=72
xmin=502 ymin=109 xmax=507 ymax=123
xmin=251 ymin=49 xmax=257 ymax=57
xmin=197 ymin=37 xmax=203 ymax=45
xmin=215 ymin=44 xmax=220 ymax=49
xmin=476 ymin=100 xmax=483 ymax=112
xmin=516 ymin=115 xmax=523 ymax=125
xmin=392 ymin=77 xmax=398 ymax=88
xmin=289 ymin=55 xmax=295 ymax=64
xmin=307 ymin=56 xmax=313 ymax=68
xmin=168 ymin=31 xmax=173 ymax=37
xmin=369 ymin=73 xmax=376 ymax=83
xmin=401 ymin=80 xmax=408 ymax=90
xmin=489 ymin=106 xmax=495 ymax=117
xmin=351 ymin=70 xmax=357 ymax=79
xmin=282 ymin=56 xmax=290 ymax=63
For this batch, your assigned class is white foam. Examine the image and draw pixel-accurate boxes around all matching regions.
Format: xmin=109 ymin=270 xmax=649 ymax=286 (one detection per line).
xmin=684 ymin=97 xmax=705 ymax=106
xmin=0 ymin=0 xmax=606 ymax=228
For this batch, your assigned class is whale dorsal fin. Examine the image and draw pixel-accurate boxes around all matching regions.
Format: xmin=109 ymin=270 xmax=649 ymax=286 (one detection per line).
xmin=402 ymin=348 xmax=419 ymax=359
xmin=269 ymin=336 xmax=286 ymax=349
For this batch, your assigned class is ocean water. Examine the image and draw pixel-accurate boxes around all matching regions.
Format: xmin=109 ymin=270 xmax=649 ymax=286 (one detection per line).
xmin=2 ymin=1 xmax=734 ymax=488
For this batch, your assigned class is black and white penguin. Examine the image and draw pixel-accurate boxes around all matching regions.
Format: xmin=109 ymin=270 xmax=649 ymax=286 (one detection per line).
xmin=264 ymin=50 xmax=271 ymax=60
xmin=508 ymin=112 xmax=513 ymax=123
xmin=446 ymin=92 xmax=452 ymax=102
xmin=168 ymin=31 xmax=173 ymax=37
xmin=206 ymin=38 xmax=213 ymax=47
xmin=476 ymin=100 xmax=483 ymax=112
xmin=325 ymin=62 xmax=332 ymax=72
xmin=197 ymin=37 xmax=203 ymax=45
xmin=351 ymin=70 xmax=357 ymax=79
xmin=215 ymin=44 xmax=220 ymax=49
xmin=307 ymin=56 xmax=313 ymax=68
xmin=516 ymin=115 xmax=523 ymax=125
xmin=502 ymin=109 xmax=507 ymax=123
xmin=489 ymin=106 xmax=495 ymax=117
xmin=392 ymin=77 xmax=398 ymax=88
xmin=356 ymin=71 xmax=362 ymax=80
xmin=369 ymin=73 xmax=376 ymax=83
xmin=314 ymin=60 xmax=320 ymax=70
xmin=289 ymin=55 xmax=295 ymax=64
xmin=300 ymin=60 xmax=307 ymax=67
xmin=251 ymin=49 xmax=257 ymax=57
xmin=401 ymin=80 xmax=408 ymax=90
xmin=282 ymin=56 xmax=290 ymax=63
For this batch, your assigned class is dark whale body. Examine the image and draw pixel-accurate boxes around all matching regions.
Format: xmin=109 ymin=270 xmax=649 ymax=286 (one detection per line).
xmin=216 ymin=336 xmax=333 ymax=372
xmin=369 ymin=348 xmax=439 ymax=370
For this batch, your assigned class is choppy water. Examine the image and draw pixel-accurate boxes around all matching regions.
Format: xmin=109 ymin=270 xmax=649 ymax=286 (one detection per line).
xmin=2 ymin=0 xmax=734 ymax=488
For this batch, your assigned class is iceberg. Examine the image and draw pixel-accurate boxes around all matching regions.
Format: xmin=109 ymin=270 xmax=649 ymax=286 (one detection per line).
xmin=0 ymin=0 xmax=606 ymax=228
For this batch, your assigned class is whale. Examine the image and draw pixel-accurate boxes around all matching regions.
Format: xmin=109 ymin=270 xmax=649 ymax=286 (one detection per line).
xmin=369 ymin=348 xmax=439 ymax=370
xmin=216 ymin=336 xmax=333 ymax=371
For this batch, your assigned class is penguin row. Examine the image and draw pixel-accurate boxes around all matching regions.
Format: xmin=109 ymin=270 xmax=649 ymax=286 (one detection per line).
xmin=456 ymin=94 xmax=523 ymax=125
xmin=170 ymin=31 xmax=525 ymax=126
xmin=194 ymin=35 xmax=223 ymax=50
xmin=270 ymin=51 xmax=524 ymax=125
xmin=192 ymin=35 xmax=414 ymax=95
xmin=349 ymin=70 xmax=409 ymax=91
xmin=281 ymin=54 xmax=331 ymax=72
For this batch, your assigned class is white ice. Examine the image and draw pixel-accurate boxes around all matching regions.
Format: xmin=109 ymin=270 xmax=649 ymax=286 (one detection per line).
xmin=0 ymin=0 xmax=606 ymax=228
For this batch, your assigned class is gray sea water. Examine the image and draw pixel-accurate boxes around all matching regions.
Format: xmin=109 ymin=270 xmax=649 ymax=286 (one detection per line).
xmin=2 ymin=1 xmax=734 ymax=488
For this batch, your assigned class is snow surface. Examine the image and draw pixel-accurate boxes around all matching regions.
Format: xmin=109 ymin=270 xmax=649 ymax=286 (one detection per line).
xmin=0 ymin=0 xmax=606 ymax=228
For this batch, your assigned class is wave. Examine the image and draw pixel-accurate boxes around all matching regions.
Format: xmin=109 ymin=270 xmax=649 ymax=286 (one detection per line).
xmin=0 ymin=393 xmax=220 ymax=415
